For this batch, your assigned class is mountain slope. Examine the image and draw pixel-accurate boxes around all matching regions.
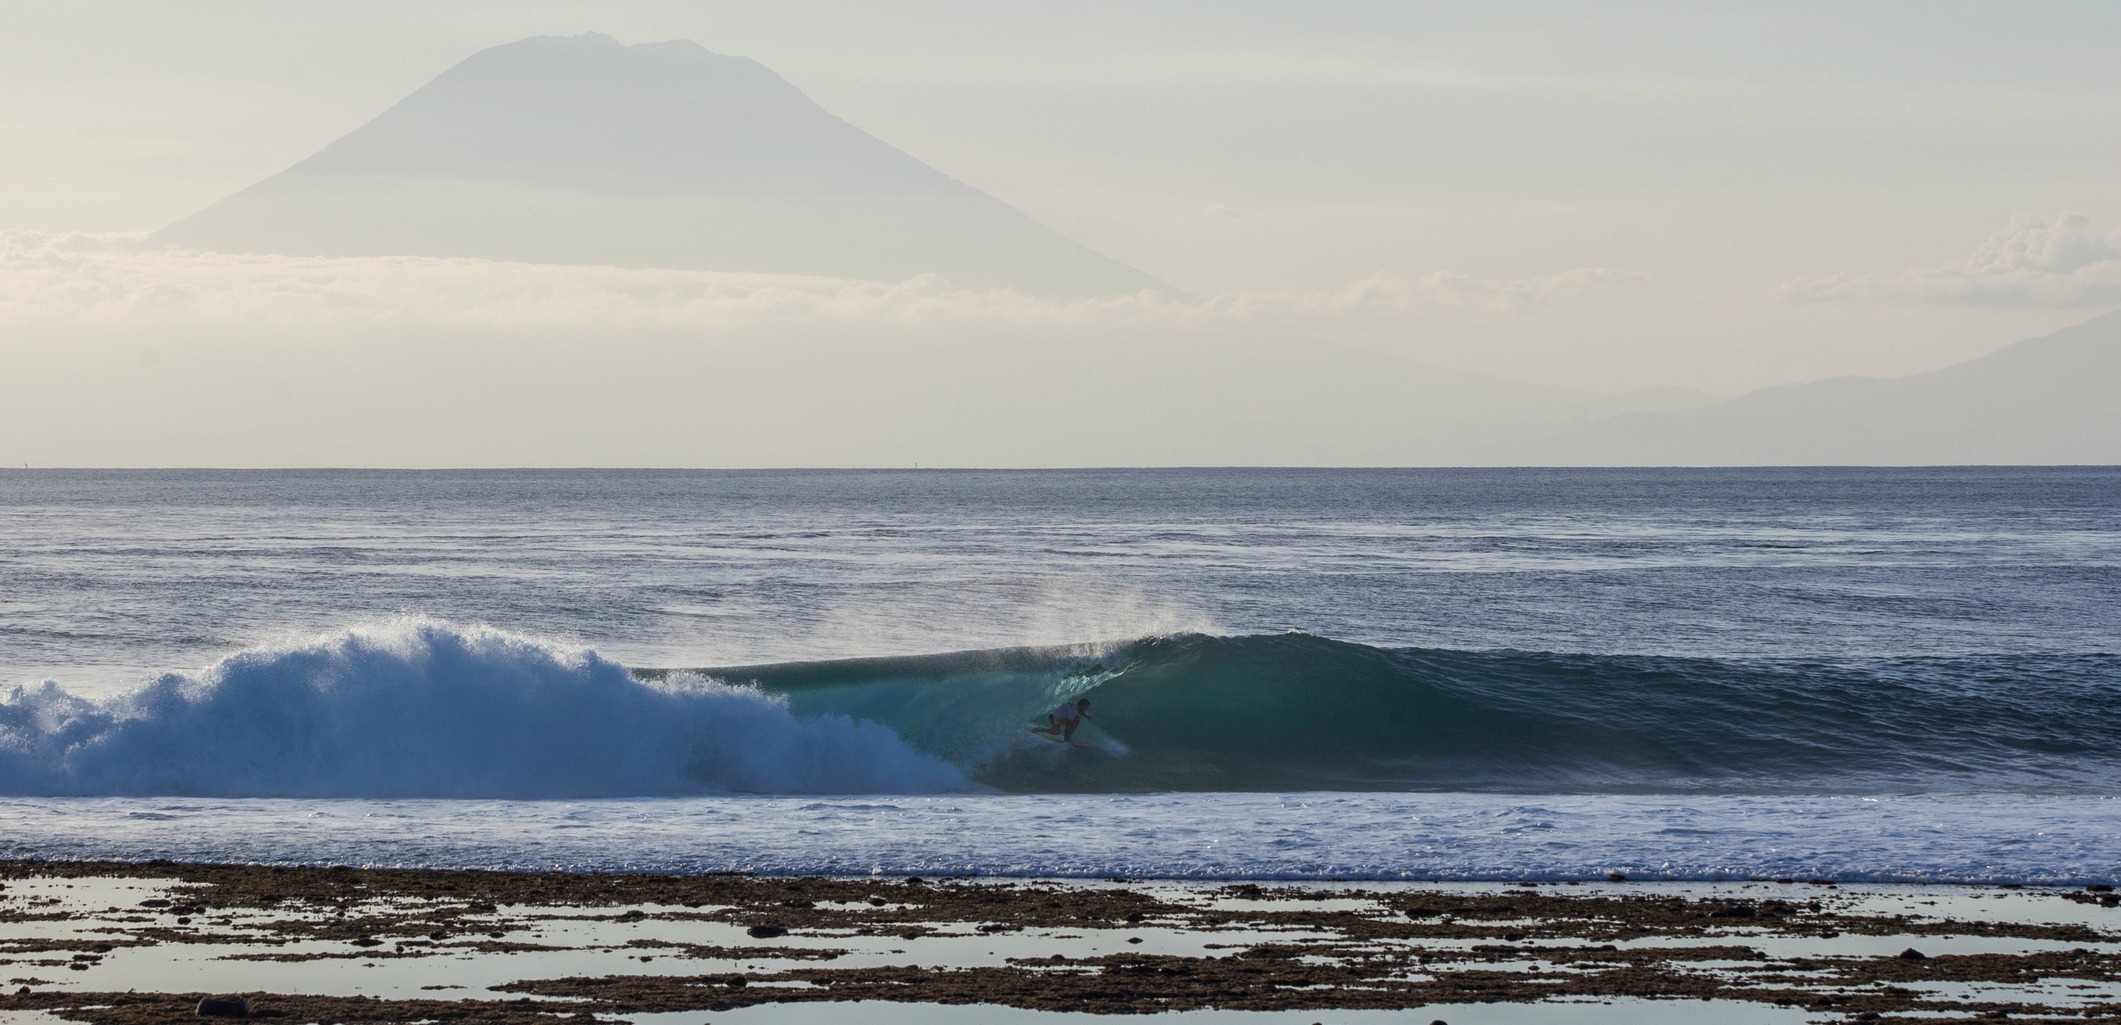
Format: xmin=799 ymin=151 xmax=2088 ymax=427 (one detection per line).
xmin=1562 ymin=309 xmax=2121 ymax=465
xmin=153 ymin=33 xmax=1165 ymax=296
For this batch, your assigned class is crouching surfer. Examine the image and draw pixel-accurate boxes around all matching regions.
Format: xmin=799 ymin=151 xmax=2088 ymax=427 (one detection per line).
xmin=1032 ymin=698 xmax=1093 ymax=744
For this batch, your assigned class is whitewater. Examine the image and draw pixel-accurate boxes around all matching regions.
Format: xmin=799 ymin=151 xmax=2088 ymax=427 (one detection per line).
xmin=2 ymin=467 xmax=2117 ymax=881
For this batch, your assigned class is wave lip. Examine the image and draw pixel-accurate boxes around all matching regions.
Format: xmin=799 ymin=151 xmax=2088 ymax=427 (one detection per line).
xmin=723 ymin=632 xmax=2121 ymax=795
xmin=9 ymin=625 xmax=2116 ymax=799
xmin=0 ymin=619 xmax=965 ymax=798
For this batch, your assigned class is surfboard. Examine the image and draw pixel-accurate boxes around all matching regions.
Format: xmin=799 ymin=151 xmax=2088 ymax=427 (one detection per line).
xmin=1030 ymin=728 xmax=1096 ymax=750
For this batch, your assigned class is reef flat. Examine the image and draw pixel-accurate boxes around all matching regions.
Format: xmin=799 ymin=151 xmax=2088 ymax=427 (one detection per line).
xmin=3 ymin=861 xmax=2119 ymax=1023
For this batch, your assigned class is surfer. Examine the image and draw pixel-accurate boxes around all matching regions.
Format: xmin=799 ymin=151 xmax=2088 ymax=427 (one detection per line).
xmin=1032 ymin=698 xmax=1093 ymax=743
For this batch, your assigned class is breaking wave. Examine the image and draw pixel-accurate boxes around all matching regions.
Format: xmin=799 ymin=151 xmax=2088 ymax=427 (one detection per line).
xmin=6 ymin=624 xmax=2116 ymax=797
xmin=726 ymin=632 xmax=2121 ymax=794
xmin=0 ymin=620 xmax=964 ymax=797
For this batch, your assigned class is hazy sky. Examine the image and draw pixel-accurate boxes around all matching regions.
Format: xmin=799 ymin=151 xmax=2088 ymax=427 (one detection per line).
xmin=3 ymin=1 xmax=2119 ymax=412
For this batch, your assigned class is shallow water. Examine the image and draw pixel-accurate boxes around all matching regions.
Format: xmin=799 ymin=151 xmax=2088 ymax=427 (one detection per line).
xmin=6 ymin=872 xmax=2114 ymax=1024
xmin=2 ymin=793 xmax=2118 ymax=885
xmin=674 ymin=1000 xmax=1819 ymax=1024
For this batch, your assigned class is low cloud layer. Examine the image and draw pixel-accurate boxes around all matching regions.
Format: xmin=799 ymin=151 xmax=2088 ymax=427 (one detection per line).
xmin=1780 ymin=213 xmax=2121 ymax=307
xmin=0 ymin=229 xmax=1675 ymax=467
xmin=0 ymin=230 xmax=1647 ymax=328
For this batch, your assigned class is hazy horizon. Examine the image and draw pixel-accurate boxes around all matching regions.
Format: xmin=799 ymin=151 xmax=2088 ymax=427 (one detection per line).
xmin=2 ymin=2 xmax=2118 ymax=466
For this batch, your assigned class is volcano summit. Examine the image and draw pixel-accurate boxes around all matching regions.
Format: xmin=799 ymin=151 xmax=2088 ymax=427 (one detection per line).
xmin=155 ymin=33 xmax=1164 ymax=296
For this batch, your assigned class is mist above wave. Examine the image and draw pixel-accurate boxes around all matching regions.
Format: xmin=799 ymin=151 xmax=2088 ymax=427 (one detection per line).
xmin=735 ymin=633 xmax=2121 ymax=795
xmin=6 ymin=622 xmax=2117 ymax=799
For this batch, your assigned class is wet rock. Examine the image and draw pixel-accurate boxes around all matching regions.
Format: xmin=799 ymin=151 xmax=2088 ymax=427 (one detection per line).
xmin=21 ymin=858 xmax=2121 ymax=1021
xmin=1898 ymin=947 xmax=1928 ymax=960
xmin=1709 ymin=905 xmax=1757 ymax=919
xmin=746 ymin=925 xmax=788 ymax=938
xmin=195 ymin=995 xmax=250 ymax=1017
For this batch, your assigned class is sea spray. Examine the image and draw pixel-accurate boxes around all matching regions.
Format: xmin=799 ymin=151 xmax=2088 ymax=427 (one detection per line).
xmin=6 ymin=625 xmax=2119 ymax=798
xmin=0 ymin=619 xmax=965 ymax=797
xmin=730 ymin=633 xmax=2121 ymax=794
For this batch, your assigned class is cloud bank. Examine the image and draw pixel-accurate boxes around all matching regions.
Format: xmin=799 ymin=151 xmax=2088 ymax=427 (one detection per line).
xmin=1779 ymin=213 xmax=2121 ymax=307
xmin=0 ymin=230 xmax=1676 ymax=467
xmin=0 ymin=230 xmax=1647 ymax=327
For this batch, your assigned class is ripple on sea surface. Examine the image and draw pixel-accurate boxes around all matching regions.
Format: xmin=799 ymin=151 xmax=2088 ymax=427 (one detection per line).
xmin=0 ymin=792 xmax=2115 ymax=884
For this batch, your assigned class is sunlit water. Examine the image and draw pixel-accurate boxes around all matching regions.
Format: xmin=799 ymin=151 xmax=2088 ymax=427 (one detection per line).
xmin=2 ymin=468 xmax=2117 ymax=879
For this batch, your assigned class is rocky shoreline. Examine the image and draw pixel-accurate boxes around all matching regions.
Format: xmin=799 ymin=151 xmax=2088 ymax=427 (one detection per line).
xmin=3 ymin=860 xmax=2119 ymax=1023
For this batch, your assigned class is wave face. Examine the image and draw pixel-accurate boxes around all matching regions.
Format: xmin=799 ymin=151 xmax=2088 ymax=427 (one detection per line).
xmin=6 ymin=626 xmax=2114 ymax=798
xmin=727 ymin=633 xmax=2121 ymax=794
xmin=0 ymin=621 xmax=964 ymax=798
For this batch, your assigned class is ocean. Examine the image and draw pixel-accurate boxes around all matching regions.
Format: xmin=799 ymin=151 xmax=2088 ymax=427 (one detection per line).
xmin=2 ymin=467 xmax=2117 ymax=882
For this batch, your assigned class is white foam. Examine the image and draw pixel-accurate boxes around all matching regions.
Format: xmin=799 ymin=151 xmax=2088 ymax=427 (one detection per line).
xmin=1 ymin=792 xmax=2117 ymax=884
xmin=0 ymin=619 xmax=965 ymax=797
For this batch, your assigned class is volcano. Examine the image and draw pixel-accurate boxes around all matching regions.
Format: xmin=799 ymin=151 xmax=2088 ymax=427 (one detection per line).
xmin=154 ymin=33 xmax=1165 ymax=296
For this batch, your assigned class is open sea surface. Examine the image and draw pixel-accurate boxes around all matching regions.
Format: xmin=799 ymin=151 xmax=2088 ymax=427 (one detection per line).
xmin=2 ymin=468 xmax=2117 ymax=881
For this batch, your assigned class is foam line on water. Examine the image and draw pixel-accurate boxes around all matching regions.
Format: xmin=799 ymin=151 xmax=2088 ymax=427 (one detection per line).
xmin=2 ymin=793 xmax=2116 ymax=885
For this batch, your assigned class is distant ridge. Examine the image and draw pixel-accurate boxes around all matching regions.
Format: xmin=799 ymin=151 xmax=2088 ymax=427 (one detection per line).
xmin=1559 ymin=308 xmax=2121 ymax=464
xmin=154 ymin=33 xmax=1167 ymax=296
